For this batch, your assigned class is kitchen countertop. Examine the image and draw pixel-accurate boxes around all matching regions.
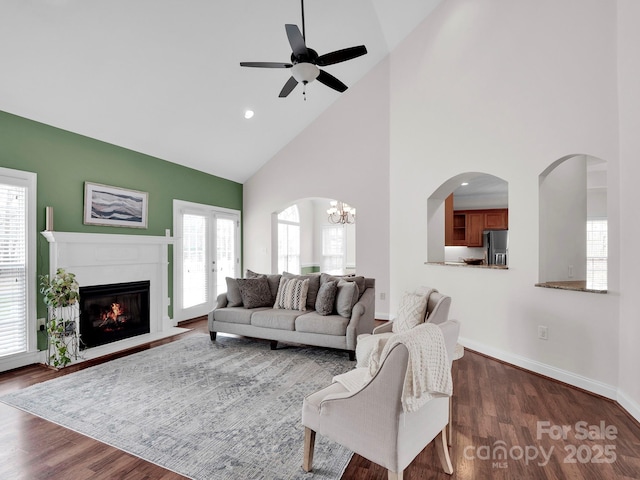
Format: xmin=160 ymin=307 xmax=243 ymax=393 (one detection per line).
xmin=425 ymin=262 xmax=508 ymax=270
xmin=535 ymin=280 xmax=607 ymax=294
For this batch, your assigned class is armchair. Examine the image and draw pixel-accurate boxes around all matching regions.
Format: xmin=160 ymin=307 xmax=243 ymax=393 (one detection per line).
xmin=302 ymin=319 xmax=460 ymax=480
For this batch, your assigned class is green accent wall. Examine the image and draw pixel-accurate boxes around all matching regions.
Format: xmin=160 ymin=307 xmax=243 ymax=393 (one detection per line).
xmin=301 ymin=265 xmax=320 ymax=274
xmin=0 ymin=110 xmax=242 ymax=320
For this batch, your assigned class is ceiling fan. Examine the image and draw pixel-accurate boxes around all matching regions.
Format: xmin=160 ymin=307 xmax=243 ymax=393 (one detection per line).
xmin=240 ymin=0 xmax=368 ymax=98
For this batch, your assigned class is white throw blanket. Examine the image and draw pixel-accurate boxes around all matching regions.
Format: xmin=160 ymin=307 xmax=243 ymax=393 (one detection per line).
xmin=333 ymin=323 xmax=452 ymax=412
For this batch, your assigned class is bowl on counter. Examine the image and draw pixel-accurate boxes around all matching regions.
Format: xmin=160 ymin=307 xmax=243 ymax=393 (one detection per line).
xmin=462 ymin=258 xmax=484 ymax=265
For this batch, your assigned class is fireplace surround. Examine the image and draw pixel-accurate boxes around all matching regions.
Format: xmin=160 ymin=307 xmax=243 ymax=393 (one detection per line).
xmin=42 ymin=231 xmax=186 ymax=362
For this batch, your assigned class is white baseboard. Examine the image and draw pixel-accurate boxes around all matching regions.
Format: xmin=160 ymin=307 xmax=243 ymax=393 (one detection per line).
xmin=375 ymin=312 xmax=390 ymax=321
xmin=459 ymin=337 xmax=619 ymax=400
xmin=617 ymin=389 xmax=640 ymax=424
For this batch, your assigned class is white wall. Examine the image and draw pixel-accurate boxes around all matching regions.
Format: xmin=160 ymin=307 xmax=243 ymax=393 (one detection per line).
xmin=243 ymin=58 xmax=391 ymax=317
xmin=244 ymin=0 xmax=640 ymax=421
xmin=389 ymin=0 xmax=622 ymax=401
xmin=617 ymin=0 xmax=640 ymax=420
xmin=539 ymin=156 xmax=588 ymax=282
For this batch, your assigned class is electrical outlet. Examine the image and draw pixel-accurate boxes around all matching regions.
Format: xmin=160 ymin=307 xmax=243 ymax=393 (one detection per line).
xmin=167 ymin=297 xmax=171 ymax=306
xmin=380 ymin=292 xmax=386 ymax=300
xmin=538 ymin=325 xmax=548 ymax=340
xmin=37 ymin=317 xmax=46 ymax=328
xmin=568 ymin=265 xmax=574 ymax=278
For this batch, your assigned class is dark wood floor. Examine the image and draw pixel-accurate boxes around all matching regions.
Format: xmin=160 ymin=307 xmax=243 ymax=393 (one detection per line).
xmin=1 ymin=318 xmax=639 ymax=479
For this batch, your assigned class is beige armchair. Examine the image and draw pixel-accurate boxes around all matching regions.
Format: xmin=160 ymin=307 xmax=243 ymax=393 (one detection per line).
xmin=302 ymin=319 xmax=460 ymax=480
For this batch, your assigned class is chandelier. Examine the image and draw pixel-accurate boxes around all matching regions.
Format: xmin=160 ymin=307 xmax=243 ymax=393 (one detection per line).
xmin=327 ymin=201 xmax=356 ymax=224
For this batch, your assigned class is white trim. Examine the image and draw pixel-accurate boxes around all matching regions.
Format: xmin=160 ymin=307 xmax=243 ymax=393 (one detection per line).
xmin=0 ymin=351 xmax=45 ymax=372
xmin=458 ymin=336 xmax=619 ymax=400
xmin=617 ymin=389 xmax=640 ymax=424
xmin=375 ymin=312 xmax=391 ymax=321
xmin=0 ymin=167 xmax=37 ymax=372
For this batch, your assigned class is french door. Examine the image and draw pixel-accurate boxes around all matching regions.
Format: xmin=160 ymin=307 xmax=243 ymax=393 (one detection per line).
xmin=173 ymin=200 xmax=240 ymax=321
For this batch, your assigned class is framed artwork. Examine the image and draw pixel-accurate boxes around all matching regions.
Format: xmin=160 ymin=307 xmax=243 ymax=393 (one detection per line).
xmin=84 ymin=182 xmax=148 ymax=228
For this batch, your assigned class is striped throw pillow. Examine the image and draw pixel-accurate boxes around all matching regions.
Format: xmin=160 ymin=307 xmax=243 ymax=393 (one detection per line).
xmin=274 ymin=277 xmax=309 ymax=311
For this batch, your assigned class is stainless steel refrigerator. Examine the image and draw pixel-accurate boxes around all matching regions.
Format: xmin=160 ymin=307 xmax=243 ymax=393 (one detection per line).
xmin=483 ymin=230 xmax=508 ymax=265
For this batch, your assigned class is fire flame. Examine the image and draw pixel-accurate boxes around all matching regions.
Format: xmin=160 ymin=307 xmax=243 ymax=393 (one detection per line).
xmin=99 ymin=302 xmax=126 ymax=328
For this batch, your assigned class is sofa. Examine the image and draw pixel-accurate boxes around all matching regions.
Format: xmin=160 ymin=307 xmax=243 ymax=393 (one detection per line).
xmin=208 ymin=271 xmax=375 ymax=359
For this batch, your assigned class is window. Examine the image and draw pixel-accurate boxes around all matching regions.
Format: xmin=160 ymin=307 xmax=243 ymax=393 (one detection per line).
xmin=586 ymin=219 xmax=607 ymax=290
xmin=182 ymin=213 xmax=208 ymax=309
xmin=278 ymin=205 xmax=300 ymax=274
xmin=322 ymin=226 xmax=345 ymax=274
xmin=0 ymin=168 xmax=36 ymax=361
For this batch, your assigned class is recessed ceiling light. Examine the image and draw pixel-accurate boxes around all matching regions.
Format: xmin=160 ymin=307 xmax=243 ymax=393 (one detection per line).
xmin=461 ymin=182 xmax=469 ymax=186
xmin=244 ymin=110 xmax=254 ymax=119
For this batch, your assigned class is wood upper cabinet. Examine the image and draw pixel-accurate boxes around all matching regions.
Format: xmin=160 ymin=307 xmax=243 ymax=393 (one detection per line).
xmin=444 ymin=194 xmax=508 ymax=247
xmin=484 ymin=209 xmax=508 ymax=230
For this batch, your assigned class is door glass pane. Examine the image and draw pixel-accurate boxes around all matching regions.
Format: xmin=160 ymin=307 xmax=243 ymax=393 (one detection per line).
xmin=216 ymin=217 xmax=236 ymax=295
xmin=182 ymin=214 xmax=208 ymax=309
xmin=0 ymin=182 xmax=27 ymax=357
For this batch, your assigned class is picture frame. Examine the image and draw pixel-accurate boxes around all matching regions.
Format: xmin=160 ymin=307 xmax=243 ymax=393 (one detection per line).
xmin=84 ymin=182 xmax=148 ymax=229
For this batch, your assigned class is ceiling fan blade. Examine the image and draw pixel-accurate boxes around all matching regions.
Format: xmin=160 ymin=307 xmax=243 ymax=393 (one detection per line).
xmin=316 ymin=70 xmax=348 ymax=93
xmin=279 ymin=76 xmax=299 ymax=97
xmin=240 ymin=62 xmax=293 ymax=68
xmin=285 ymin=24 xmax=308 ymax=57
xmin=316 ymin=45 xmax=368 ymax=66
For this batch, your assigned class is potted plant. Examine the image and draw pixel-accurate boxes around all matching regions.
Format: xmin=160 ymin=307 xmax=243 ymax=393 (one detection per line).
xmin=39 ymin=268 xmax=80 ymax=368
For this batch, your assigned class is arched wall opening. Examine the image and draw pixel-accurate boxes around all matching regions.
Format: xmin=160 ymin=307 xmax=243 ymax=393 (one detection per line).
xmin=538 ymin=154 xmax=608 ymax=292
xmin=427 ymin=172 xmax=509 ymax=265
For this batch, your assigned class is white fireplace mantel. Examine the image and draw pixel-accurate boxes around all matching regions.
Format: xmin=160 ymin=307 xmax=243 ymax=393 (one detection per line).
xmin=42 ymin=230 xmax=187 ymax=361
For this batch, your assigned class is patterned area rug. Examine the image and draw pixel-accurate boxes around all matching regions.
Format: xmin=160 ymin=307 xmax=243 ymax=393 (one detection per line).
xmin=1 ymin=335 xmax=355 ymax=479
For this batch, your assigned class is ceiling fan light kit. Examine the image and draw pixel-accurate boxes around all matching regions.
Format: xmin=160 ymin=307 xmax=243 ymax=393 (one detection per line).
xmin=240 ymin=0 xmax=367 ymax=99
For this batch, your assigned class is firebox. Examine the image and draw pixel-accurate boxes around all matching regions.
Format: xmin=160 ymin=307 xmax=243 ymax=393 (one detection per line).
xmin=79 ymin=280 xmax=151 ymax=349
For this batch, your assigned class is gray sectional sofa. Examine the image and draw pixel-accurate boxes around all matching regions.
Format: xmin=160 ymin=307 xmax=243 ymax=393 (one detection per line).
xmin=208 ymin=272 xmax=375 ymax=359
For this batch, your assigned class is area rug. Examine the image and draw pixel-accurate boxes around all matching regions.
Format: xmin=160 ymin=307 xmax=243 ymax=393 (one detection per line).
xmin=0 ymin=334 xmax=355 ymax=479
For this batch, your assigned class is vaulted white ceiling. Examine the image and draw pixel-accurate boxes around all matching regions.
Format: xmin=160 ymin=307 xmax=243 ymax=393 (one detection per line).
xmin=0 ymin=0 xmax=442 ymax=183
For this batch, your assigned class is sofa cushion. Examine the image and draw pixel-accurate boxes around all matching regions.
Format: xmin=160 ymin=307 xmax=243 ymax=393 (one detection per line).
xmin=392 ymin=291 xmax=429 ymax=333
xmin=295 ymin=312 xmax=350 ymax=336
xmin=251 ymin=309 xmax=302 ymax=330
xmin=213 ymin=307 xmax=268 ymax=325
xmin=321 ymin=273 xmax=366 ymax=300
xmin=283 ymin=272 xmax=320 ymax=310
xmin=236 ymin=277 xmax=273 ymax=309
xmin=246 ymin=269 xmax=282 ymax=303
xmin=315 ymin=280 xmax=338 ymax=316
xmin=274 ymin=277 xmax=309 ymax=311
xmin=335 ymin=280 xmax=359 ymax=318
xmin=225 ymin=277 xmax=243 ymax=307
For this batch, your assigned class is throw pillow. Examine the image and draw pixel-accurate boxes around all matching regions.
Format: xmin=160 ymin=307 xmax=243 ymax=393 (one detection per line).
xmin=246 ymin=269 xmax=281 ymax=303
xmin=236 ymin=277 xmax=273 ymax=309
xmin=283 ymin=272 xmax=320 ymax=310
xmin=225 ymin=277 xmax=243 ymax=307
xmin=274 ymin=277 xmax=309 ymax=311
xmin=315 ymin=280 xmax=338 ymax=316
xmin=334 ymin=280 xmax=359 ymax=318
xmin=392 ymin=291 xmax=429 ymax=333
xmin=355 ymin=333 xmax=392 ymax=368
xmin=320 ymin=273 xmax=366 ymax=300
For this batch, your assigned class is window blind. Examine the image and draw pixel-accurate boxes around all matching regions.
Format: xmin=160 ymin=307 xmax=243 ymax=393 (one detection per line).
xmin=0 ymin=182 xmax=28 ymax=357
xmin=182 ymin=213 xmax=209 ymax=309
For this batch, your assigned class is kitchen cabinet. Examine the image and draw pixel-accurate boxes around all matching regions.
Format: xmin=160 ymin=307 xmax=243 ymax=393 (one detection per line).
xmin=466 ymin=213 xmax=485 ymax=247
xmin=484 ymin=210 xmax=508 ymax=230
xmin=444 ymin=194 xmax=508 ymax=246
